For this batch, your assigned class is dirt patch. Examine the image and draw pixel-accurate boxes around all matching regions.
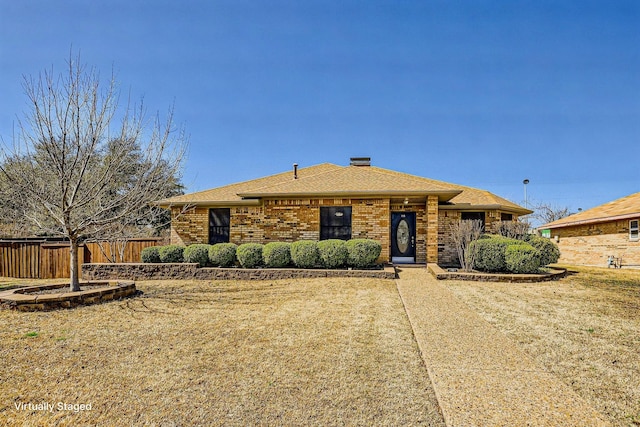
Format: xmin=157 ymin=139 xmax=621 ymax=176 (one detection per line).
xmin=444 ymin=265 xmax=640 ymax=427
xmin=0 ymin=277 xmax=445 ymax=426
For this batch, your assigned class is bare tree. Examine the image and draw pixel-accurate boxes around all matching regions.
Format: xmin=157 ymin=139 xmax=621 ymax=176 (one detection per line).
xmin=491 ymin=220 xmax=530 ymax=240
xmin=0 ymin=53 xmax=187 ymax=291
xmin=449 ymin=219 xmax=483 ymax=271
xmin=533 ymin=203 xmax=572 ymax=225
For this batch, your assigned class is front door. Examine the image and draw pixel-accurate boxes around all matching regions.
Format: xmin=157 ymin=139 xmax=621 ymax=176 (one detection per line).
xmin=391 ymin=212 xmax=416 ymax=263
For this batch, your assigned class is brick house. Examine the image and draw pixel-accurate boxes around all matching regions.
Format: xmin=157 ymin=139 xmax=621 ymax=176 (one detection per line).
xmin=539 ymin=192 xmax=640 ymax=267
xmin=157 ymin=158 xmax=530 ymax=265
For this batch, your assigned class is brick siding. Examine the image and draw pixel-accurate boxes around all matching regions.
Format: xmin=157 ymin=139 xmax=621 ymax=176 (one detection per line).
xmin=170 ymin=199 xmax=516 ymax=265
xmin=170 ymin=207 xmax=209 ymax=246
xmin=550 ymin=218 xmax=640 ymax=267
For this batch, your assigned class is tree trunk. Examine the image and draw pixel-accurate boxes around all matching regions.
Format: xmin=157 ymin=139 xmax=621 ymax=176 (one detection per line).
xmin=69 ymin=239 xmax=81 ymax=292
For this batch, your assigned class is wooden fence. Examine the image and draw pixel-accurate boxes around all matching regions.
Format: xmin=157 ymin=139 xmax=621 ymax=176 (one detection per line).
xmin=0 ymin=239 xmax=161 ymax=279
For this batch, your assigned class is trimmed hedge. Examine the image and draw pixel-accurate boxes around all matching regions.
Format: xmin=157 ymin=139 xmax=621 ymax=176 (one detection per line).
xmin=290 ymin=240 xmax=319 ymax=268
xmin=158 ymin=245 xmax=185 ymax=263
xmin=183 ymin=244 xmax=211 ymax=267
xmin=209 ymin=243 xmax=237 ymax=267
xmin=146 ymin=239 xmax=383 ymax=270
xmin=346 ymin=239 xmax=382 ymax=268
xmin=505 ymin=244 xmax=542 ymax=274
xmin=140 ymin=246 xmax=160 ymax=263
xmin=469 ymin=236 xmax=521 ymax=272
xmin=317 ymin=239 xmax=348 ymax=269
xmin=525 ymin=235 xmax=560 ymax=266
xmin=263 ymin=242 xmax=292 ymax=268
xmin=236 ymin=243 xmax=264 ymax=268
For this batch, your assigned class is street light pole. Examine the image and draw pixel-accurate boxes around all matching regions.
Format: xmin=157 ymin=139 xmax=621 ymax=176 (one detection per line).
xmin=523 ymin=179 xmax=530 ymax=208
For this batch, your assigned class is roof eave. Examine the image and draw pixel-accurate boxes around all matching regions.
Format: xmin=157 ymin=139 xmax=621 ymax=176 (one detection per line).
xmin=440 ymin=204 xmax=533 ymax=215
xmin=155 ymin=199 xmax=261 ymax=208
xmin=236 ymin=189 xmax=463 ymax=201
xmin=540 ymin=212 xmax=640 ymax=230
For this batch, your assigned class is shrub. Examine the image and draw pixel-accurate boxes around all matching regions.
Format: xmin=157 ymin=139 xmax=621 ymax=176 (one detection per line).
xmin=183 ymin=244 xmax=211 ymax=267
xmin=140 ymin=246 xmax=160 ymax=263
xmin=524 ymin=235 xmax=560 ymax=266
xmin=236 ymin=243 xmax=264 ymax=268
xmin=346 ymin=239 xmax=382 ymax=268
xmin=450 ymin=219 xmax=484 ymax=270
xmin=263 ymin=242 xmax=291 ymax=268
xmin=469 ymin=236 xmax=521 ymax=272
xmin=158 ymin=245 xmax=185 ymax=263
xmin=505 ymin=244 xmax=542 ymax=274
xmin=317 ymin=239 xmax=348 ymax=269
xmin=209 ymin=243 xmax=237 ymax=267
xmin=290 ymin=240 xmax=319 ymax=268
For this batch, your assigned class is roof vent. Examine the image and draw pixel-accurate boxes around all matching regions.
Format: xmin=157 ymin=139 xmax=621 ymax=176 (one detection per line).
xmin=350 ymin=157 xmax=371 ymax=166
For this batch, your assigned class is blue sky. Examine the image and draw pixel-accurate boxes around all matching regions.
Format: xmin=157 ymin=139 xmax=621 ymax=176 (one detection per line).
xmin=1 ymin=0 xmax=638 ymax=219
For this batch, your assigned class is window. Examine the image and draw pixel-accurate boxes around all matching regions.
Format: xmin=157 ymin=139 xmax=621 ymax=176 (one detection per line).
xmin=501 ymin=213 xmax=513 ymax=221
xmin=630 ymin=220 xmax=639 ymax=241
xmin=461 ymin=212 xmax=486 ymax=228
xmin=320 ymin=207 xmax=352 ymax=240
xmin=209 ymin=208 xmax=230 ymax=244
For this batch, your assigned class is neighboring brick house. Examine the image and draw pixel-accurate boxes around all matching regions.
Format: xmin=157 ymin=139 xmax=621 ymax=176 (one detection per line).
xmin=157 ymin=158 xmax=530 ymax=265
xmin=539 ymin=192 xmax=640 ymax=268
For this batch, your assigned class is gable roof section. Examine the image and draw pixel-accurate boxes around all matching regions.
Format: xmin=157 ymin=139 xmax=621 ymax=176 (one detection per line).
xmin=237 ymin=165 xmax=461 ymax=199
xmin=157 ymin=163 xmax=341 ymax=206
xmin=541 ymin=191 xmax=640 ymax=229
xmin=157 ymin=162 xmax=531 ymax=214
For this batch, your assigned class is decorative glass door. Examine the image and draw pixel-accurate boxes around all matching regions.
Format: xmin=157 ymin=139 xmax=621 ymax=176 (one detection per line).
xmin=391 ymin=212 xmax=416 ymax=263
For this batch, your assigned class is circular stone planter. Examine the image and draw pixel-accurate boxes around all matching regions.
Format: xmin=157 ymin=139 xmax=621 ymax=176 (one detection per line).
xmin=0 ymin=281 xmax=136 ymax=311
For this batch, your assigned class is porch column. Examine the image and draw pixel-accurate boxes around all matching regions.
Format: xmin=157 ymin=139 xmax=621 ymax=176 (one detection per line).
xmin=426 ymin=195 xmax=439 ymax=264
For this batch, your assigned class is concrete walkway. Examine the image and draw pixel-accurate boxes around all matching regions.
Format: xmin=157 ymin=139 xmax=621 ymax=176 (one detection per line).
xmin=396 ymin=267 xmax=611 ymax=427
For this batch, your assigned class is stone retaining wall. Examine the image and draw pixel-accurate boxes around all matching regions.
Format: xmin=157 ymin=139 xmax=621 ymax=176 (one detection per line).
xmin=0 ymin=281 xmax=136 ymax=311
xmin=428 ymin=264 xmax=567 ymax=283
xmin=82 ymin=263 xmax=397 ymax=281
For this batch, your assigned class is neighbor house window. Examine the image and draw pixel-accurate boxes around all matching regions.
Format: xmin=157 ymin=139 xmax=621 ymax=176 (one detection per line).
xmin=461 ymin=212 xmax=486 ymax=228
xmin=501 ymin=213 xmax=513 ymax=221
xmin=209 ymin=208 xmax=230 ymax=244
xmin=320 ymin=207 xmax=352 ymax=240
xmin=630 ymin=220 xmax=639 ymax=241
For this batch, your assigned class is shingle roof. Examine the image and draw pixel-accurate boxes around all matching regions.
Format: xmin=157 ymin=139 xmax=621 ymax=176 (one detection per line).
xmin=541 ymin=192 xmax=640 ymax=229
xmin=237 ymin=165 xmax=461 ymax=199
xmin=156 ymin=163 xmax=340 ymax=206
xmin=157 ymin=162 xmax=531 ymax=214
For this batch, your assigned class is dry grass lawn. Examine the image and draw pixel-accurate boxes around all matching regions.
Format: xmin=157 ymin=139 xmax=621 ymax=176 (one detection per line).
xmin=444 ymin=265 xmax=640 ymax=427
xmin=0 ymin=277 xmax=445 ymax=426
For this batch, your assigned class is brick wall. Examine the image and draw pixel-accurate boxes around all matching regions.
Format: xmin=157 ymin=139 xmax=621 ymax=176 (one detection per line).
xmin=260 ymin=198 xmax=391 ymax=262
xmin=352 ymin=199 xmax=391 ymax=262
xmin=262 ymin=199 xmax=320 ymax=241
xmin=170 ymin=207 xmax=209 ymax=246
xmin=438 ymin=210 xmax=459 ymax=266
xmin=170 ymin=200 xmax=521 ymax=266
xmin=230 ymin=206 xmax=265 ymax=243
xmin=426 ymin=195 xmax=439 ymax=263
xmin=551 ymin=218 xmax=640 ymax=267
xmin=171 ymin=199 xmax=392 ymax=262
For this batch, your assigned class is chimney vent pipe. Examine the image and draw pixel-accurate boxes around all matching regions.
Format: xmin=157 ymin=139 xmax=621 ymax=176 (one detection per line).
xmin=293 ymin=163 xmax=298 ymax=179
xmin=350 ymin=157 xmax=371 ymax=166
